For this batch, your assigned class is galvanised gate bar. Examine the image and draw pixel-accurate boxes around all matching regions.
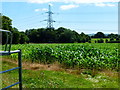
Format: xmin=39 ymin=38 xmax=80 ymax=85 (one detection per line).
xmin=0 ymin=29 xmax=22 ymax=90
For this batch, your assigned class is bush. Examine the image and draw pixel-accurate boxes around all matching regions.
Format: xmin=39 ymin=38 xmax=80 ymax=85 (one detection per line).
xmin=107 ymin=41 xmax=120 ymax=43
xmin=110 ymin=38 xmax=114 ymax=41
xmin=105 ymin=39 xmax=108 ymax=43
xmin=116 ymin=38 xmax=119 ymax=41
xmin=98 ymin=39 xmax=104 ymax=43
xmin=95 ymin=40 xmax=97 ymax=43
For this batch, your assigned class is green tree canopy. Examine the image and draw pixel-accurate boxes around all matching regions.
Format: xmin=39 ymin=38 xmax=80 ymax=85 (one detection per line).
xmin=94 ymin=32 xmax=105 ymax=38
xmin=1 ymin=15 xmax=29 ymax=44
xmin=2 ymin=15 xmax=12 ymax=31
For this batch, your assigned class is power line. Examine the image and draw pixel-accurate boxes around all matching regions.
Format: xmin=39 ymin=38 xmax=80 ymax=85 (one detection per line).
xmin=11 ymin=6 xmax=116 ymax=30
xmin=15 ymin=13 xmax=44 ymax=21
xmin=44 ymin=4 xmax=55 ymax=29
xmin=56 ymin=12 xmax=116 ymax=15
xmin=58 ymin=21 xmax=116 ymax=23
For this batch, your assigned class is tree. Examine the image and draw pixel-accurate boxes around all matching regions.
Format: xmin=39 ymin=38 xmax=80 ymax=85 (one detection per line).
xmin=12 ymin=27 xmax=21 ymax=44
xmin=25 ymin=27 xmax=91 ymax=43
xmin=110 ymin=38 xmax=114 ymax=41
xmin=98 ymin=39 xmax=104 ymax=43
xmin=2 ymin=15 xmax=12 ymax=31
xmin=20 ymin=32 xmax=29 ymax=44
xmin=59 ymin=29 xmax=75 ymax=43
xmin=79 ymin=32 xmax=91 ymax=43
xmin=95 ymin=40 xmax=97 ymax=43
xmin=116 ymin=38 xmax=119 ymax=41
xmin=105 ymin=39 xmax=108 ymax=43
xmin=94 ymin=32 xmax=105 ymax=38
xmin=1 ymin=15 xmax=13 ymax=44
xmin=12 ymin=31 xmax=20 ymax=44
xmin=1 ymin=15 xmax=22 ymax=44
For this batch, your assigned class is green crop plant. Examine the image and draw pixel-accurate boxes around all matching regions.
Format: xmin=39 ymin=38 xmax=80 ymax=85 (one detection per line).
xmin=3 ymin=43 xmax=119 ymax=71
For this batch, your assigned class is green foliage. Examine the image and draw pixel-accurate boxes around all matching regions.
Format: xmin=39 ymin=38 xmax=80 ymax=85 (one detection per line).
xmin=19 ymin=32 xmax=29 ymax=44
xmin=12 ymin=31 xmax=20 ymax=44
xmin=105 ymin=39 xmax=108 ymax=43
xmin=1 ymin=15 xmax=12 ymax=44
xmin=97 ymin=39 xmax=104 ymax=43
xmin=108 ymin=33 xmax=120 ymax=39
xmin=1 ymin=15 xmax=29 ymax=44
xmin=25 ymin=27 xmax=91 ymax=43
xmin=93 ymin=32 xmax=105 ymax=38
xmin=2 ymin=15 xmax=12 ymax=31
xmin=2 ymin=60 xmax=119 ymax=88
xmin=110 ymin=38 xmax=114 ymax=41
xmin=91 ymin=32 xmax=120 ymax=43
xmin=9 ymin=43 xmax=119 ymax=70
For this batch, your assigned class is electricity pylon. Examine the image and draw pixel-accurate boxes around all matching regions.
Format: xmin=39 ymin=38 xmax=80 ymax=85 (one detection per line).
xmin=44 ymin=4 xmax=55 ymax=29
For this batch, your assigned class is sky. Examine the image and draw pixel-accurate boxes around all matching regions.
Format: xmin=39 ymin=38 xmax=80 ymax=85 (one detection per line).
xmin=0 ymin=0 xmax=119 ymax=34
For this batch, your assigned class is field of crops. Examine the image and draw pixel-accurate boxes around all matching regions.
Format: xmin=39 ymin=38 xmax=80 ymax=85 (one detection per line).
xmin=4 ymin=43 xmax=119 ymax=70
xmin=91 ymin=38 xmax=110 ymax=43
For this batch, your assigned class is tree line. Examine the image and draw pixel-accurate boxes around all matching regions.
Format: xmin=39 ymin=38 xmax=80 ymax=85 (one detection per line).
xmin=1 ymin=15 xmax=91 ymax=44
xmin=0 ymin=15 xmax=119 ymax=44
xmin=1 ymin=15 xmax=29 ymax=44
xmin=25 ymin=27 xmax=91 ymax=43
xmin=91 ymin=32 xmax=120 ymax=43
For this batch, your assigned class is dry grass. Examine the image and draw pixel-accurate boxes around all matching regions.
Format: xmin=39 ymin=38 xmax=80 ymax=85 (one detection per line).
xmin=2 ymin=58 xmax=63 ymax=71
xmin=1 ymin=57 xmax=118 ymax=78
xmin=99 ymin=69 xmax=118 ymax=78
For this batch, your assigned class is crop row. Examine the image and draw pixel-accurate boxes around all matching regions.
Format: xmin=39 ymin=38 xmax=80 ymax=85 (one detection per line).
xmin=4 ymin=43 xmax=119 ymax=70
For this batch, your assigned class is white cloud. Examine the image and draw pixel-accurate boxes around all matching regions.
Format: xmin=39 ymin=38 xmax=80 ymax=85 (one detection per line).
xmin=35 ymin=8 xmax=48 ymax=12
xmin=28 ymin=0 xmax=119 ymax=4
xmin=28 ymin=0 xmax=61 ymax=4
xmin=2 ymin=0 xmax=119 ymax=3
xmin=60 ymin=4 xmax=79 ymax=10
xmin=1 ymin=0 xmax=118 ymax=7
xmin=35 ymin=9 xmax=41 ymax=12
xmin=95 ymin=3 xmax=116 ymax=7
xmin=42 ymin=8 xmax=48 ymax=11
xmin=1 ymin=0 xmax=28 ymax=2
xmin=106 ymin=3 xmax=116 ymax=7
xmin=95 ymin=3 xmax=106 ymax=7
xmin=27 ymin=0 xmax=118 ymax=7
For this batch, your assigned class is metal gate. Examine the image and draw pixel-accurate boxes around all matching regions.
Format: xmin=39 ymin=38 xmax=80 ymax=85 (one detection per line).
xmin=0 ymin=29 xmax=22 ymax=90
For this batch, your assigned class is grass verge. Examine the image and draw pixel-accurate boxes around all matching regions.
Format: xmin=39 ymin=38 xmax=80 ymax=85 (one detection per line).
xmin=1 ymin=59 xmax=119 ymax=88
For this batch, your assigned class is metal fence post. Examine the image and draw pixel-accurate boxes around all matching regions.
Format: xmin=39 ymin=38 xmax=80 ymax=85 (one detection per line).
xmin=18 ymin=49 xmax=22 ymax=90
xmin=0 ymin=30 xmax=22 ymax=90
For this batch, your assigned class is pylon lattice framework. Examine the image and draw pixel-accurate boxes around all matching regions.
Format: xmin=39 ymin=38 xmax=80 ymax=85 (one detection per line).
xmin=45 ymin=5 xmax=55 ymax=29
